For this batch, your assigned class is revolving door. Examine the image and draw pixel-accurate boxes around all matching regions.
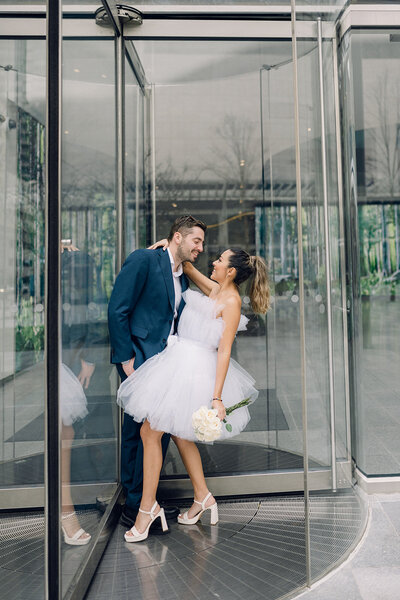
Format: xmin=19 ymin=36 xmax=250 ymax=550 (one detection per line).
xmin=0 ymin=4 xmax=352 ymax=599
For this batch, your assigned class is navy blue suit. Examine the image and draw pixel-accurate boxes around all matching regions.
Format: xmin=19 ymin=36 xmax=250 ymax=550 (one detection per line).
xmin=108 ymin=247 xmax=189 ymax=509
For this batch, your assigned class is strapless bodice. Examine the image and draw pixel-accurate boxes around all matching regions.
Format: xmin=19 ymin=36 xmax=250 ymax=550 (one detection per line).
xmin=177 ymin=289 xmax=248 ymax=349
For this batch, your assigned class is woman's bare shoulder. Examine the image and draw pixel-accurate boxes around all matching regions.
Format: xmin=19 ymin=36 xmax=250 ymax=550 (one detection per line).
xmin=221 ymin=294 xmax=241 ymax=312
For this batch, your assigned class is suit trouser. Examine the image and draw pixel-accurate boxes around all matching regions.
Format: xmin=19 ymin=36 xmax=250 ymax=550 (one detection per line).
xmin=117 ymin=364 xmax=170 ymax=510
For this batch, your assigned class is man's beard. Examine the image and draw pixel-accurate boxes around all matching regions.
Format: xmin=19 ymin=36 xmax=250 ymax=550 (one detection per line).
xmin=176 ymin=244 xmax=195 ymax=264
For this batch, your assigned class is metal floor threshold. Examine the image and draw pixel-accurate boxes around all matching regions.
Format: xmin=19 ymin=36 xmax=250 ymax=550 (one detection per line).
xmin=85 ymin=490 xmax=367 ymax=600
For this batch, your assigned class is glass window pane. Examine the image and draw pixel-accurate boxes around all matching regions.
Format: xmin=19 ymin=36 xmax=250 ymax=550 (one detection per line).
xmin=134 ymin=39 xmax=308 ymax=481
xmin=0 ymin=37 xmax=46 ymax=596
xmin=60 ymin=38 xmax=118 ymax=592
xmin=343 ymin=31 xmax=400 ymax=477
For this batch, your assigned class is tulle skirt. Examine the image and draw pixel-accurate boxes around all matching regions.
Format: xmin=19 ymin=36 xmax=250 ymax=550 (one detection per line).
xmin=60 ymin=363 xmax=88 ymax=426
xmin=117 ymin=336 xmax=258 ymax=442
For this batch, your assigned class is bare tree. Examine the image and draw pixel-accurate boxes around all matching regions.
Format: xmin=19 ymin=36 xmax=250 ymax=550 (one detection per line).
xmin=202 ymin=114 xmax=260 ymax=248
xmin=203 ymin=114 xmax=259 ymax=189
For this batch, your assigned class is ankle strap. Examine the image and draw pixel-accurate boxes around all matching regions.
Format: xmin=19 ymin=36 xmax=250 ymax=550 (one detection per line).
xmin=139 ymin=501 xmax=158 ymax=516
xmin=194 ymin=492 xmax=212 ymax=510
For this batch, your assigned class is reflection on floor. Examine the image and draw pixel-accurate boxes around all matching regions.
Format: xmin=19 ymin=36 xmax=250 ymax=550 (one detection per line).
xmin=0 ymin=508 xmax=101 ymax=599
xmin=85 ymin=491 xmax=366 ymax=600
xmin=162 ymin=442 xmax=321 ymax=478
xmin=0 ymin=443 xmax=321 ymax=487
xmin=0 ymin=442 xmax=117 ymax=486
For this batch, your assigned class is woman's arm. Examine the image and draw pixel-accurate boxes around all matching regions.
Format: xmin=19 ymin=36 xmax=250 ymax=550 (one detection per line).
xmin=212 ymin=297 xmax=241 ymax=419
xmin=147 ymin=237 xmax=219 ymax=296
xmin=183 ymin=262 xmax=219 ymax=297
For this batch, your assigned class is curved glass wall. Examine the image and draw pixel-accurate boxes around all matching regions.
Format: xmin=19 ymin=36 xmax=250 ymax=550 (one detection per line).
xmin=341 ymin=29 xmax=400 ymax=477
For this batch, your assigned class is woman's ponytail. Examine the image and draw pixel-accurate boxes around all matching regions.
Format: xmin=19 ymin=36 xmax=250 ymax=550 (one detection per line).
xmin=228 ymin=249 xmax=270 ymax=314
xmin=248 ymin=256 xmax=270 ymax=314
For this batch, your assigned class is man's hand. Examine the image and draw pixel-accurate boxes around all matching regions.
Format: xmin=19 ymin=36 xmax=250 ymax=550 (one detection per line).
xmin=122 ymin=357 xmax=135 ymax=377
xmin=61 ymin=241 xmax=79 ymax=253
xmin=78 ymin=359 xmax=95 ymax=389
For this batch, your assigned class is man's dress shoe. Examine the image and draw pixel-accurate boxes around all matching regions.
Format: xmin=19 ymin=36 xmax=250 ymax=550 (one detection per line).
xmin=120 ymin=503 xmax=179 ymax=534
xmin=161 ymin=504 xmax=180 ymax=521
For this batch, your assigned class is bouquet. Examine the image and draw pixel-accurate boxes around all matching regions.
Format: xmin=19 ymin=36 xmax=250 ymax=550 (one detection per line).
xmin=192 ymin=398 xmax=251 ymax=442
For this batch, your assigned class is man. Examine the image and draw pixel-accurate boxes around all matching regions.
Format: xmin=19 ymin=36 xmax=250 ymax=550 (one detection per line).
xmin=108 ymin=215 xmax=206 ymax=529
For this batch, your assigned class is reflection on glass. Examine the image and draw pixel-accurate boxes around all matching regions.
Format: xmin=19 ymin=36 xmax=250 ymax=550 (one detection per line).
xmin=296 ymin=37 xmax=351 ymax=583
xmin=0 ymin=37 xmax=46 ymax=598
xmin=134 ymin=39 xmax=311 ymax=479
xmin=258 ymin=57 xmax=306 ymax=469
xmin=60 ymin=38 xmax=118 ymax=590
xmin=125 ymin=62 xmax=146 ymax=254
xmin=0 ymin=39 xmax=46 ymax=482
xmin=343 ymin=32 xmax=400 ymax=477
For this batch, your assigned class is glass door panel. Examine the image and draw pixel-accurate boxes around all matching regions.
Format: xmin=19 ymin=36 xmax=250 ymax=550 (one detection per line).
xmin=295 ymin=38 xmax=350 ymax=482
xmin=132 ymin=39 xmax=309 ymax=486
xmin=60 ymin=37 xmax=119 ymax=594
xmin=260 ymin=54 xmax=304 ymax=471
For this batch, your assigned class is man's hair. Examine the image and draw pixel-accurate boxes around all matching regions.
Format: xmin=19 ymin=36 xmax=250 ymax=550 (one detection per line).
xmin=167 ymin=215 xmax=207 ymax=242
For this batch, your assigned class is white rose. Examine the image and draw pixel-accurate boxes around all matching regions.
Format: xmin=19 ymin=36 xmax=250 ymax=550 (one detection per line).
xmin=203 ymin=429 xmax=218 ymax=442
xmin=192 ymin=406 xmax=222 ymax=442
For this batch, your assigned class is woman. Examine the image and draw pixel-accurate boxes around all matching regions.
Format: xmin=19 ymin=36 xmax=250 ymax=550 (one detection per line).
xmin=117 ymin=245 xmax=270 ymax=542
xmin=60 ymin=240 xmax=91 ymax=546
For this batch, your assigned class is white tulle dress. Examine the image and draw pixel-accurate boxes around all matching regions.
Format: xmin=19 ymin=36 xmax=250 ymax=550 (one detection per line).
xmin=60 ymin=363 xmax=88 ymax=426
xmin=117 ymin=289 xmax=258 ymax=441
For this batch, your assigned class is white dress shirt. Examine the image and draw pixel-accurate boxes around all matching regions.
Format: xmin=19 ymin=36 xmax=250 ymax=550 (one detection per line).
xmin=167 ymin=248 xmax=183 ymax=336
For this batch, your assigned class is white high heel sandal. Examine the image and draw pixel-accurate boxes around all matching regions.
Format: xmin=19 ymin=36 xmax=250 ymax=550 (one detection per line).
xmin=61 ymin=512 xmax=91 ymax=546
xmin=177 ymin=492 xmax=219 ymax=526
xmin=124 ymin=501 xmax=168 ymax=543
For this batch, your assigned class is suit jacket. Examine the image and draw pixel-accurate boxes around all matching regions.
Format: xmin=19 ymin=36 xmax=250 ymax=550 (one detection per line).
xmin=61 ymin=250 xmax=108 ymax=365
xmin=108 ymin=247 xmax=189 ymax=369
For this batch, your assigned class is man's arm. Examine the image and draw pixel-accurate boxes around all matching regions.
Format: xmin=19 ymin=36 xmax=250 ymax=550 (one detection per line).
xmin=108 ymin=250 xmax=150 ymax=365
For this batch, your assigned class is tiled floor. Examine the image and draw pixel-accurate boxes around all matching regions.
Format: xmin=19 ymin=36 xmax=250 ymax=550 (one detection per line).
xmin=0 ymin=508 xmax=101 ymax=599
xmin=85 ymin=491 xmax=366 ymax=600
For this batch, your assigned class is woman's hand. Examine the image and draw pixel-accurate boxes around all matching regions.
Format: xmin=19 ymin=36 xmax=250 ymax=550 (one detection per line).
xmin=212 ymin=399 xmax=226 ymax=420
xmin=78 ymin=359 xmax=95 ymax=389
xmin=148 ymin=238 xmax=169 ymax=250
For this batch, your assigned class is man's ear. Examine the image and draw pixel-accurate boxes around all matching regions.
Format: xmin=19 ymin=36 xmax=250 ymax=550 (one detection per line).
xmin=174 ymin=231 xmax=182 ymax=244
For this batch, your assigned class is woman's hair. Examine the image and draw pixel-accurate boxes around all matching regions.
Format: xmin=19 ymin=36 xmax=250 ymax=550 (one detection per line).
xmin=168 ymin=215 xmax=207 ymax=242
xmin=228 ymin=248 xmax=270 ymax=314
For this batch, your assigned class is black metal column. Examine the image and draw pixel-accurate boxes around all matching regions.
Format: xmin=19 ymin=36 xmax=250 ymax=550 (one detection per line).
xmin=45 ymin=1 xmax=62 ymax=598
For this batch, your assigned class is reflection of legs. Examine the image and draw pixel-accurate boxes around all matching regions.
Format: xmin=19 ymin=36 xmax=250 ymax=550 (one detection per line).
xmin=125 ymin=420 xmax=164 ymax=538
xmin=61 ymin=424 xmax=90 ymax=542
xmin=172 ymin=436 xmax=215 ymax=519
